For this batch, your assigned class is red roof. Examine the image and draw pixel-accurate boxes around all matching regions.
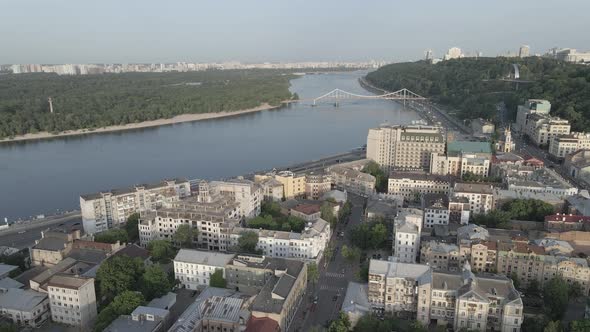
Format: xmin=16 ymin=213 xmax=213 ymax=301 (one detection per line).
xmin=245 ymin=316 xmax=280 ymax=332
xmin=291 ymin=203 xmax=321 ymax=215
xmin=523 ymin=157 xmax=544 ymax=166
xmin=545 ymin=214 xmax=590 ymax=223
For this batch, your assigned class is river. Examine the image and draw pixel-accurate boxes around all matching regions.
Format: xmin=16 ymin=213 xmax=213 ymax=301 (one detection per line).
xmin=0 ymin=71 xmax=420 ymax=220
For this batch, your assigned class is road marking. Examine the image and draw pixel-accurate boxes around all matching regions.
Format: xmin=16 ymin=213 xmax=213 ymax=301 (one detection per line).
xmin=325 ymin=272 xmax=345 ymax=278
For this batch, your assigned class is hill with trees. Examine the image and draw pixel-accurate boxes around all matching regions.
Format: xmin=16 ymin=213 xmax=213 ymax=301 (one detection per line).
xmin=366 ymin=57 xmax=590 ymax=131
xmin=0 ymin=70 xmax=295 ymax=138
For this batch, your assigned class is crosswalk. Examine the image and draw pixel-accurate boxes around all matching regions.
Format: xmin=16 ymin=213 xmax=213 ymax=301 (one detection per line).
xmin=325 ymin=272 xmax=345 ymax=278
xmin=319 ymin=284 xmax=344 ymax=291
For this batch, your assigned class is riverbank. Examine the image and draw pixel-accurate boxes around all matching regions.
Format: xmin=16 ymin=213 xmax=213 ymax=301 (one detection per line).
xmin=0 ymin=103 xmax=279 ymax=144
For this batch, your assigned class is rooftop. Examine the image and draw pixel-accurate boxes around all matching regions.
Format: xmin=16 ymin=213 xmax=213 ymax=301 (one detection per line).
xmin=545 ymin=214 xmax=590 ymax=223
xmin=245 ymin=316 xmax=280 ymax=332
xmin=0 ymin=288 xmax=47 ymax=311
xmin=47 ymin=274 xmax=93 ymax=290
xmin=0 ymin=277 xmax=24 ymax=290
xmin=341 ymin=282 xmax=370 ymax=314
xmin=114 ymin=244 xmax=150 ymax=260
xmin=81 ymin=178 xmax=188 ymax=200
xmin=174 ymin=249 xmax=235 ymax=267
xmin=200 ymin=296 xmax=244 ymax=323
xmin=447 ymin=141 xmax=492 ymax=154
xmin=454 ymin=182 xmax=494 ymax=194
xmin=104 ymin=315 xmax=163 ymax=332
xmin=369 ymin=259 xmax=431 ymax=282
xmin=291 ymin=203 xmax=321 ymax=216
xmin=422 ymin=193 xmax=449 ymax=210
xmin=0 ymin=264 xmax=18 ymax=277
xmin=389 ymin=171 xmax=454 ymax=183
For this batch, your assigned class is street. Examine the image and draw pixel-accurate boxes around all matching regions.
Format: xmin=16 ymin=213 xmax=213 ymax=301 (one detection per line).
xmin=289 ymin=194 xmax=366 ymax=332
xmin=0 ymin=212 xmax=81 ymax=249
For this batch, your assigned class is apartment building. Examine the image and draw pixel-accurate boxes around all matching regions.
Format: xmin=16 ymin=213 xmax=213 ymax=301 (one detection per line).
xmin=419 ymin=240 xmax=461 ymax=272
xmin=210 ymin=178 xmax=262 ymax=219
xmin=368 ymin=259 xmax=524 ymax=332
xmin=515 ymin=99 xmax=551 ymax=132
xmin=80 ymin=178 xmax=190 ymax=234
xmin=30 ymin=229 xmax=81 ymax=267
xmin=256 ymin=177 xmax=284 ymax=202
xmin=452 ymin=182 xmax=495 ymax=214
xmin=549 ymin=132 xmax=590 ymax=159
xmin=388 ymin=172 xmax=453 ymax=200
xmin=506 ymin=167 xmax=578 ymax=198
xmin=274 ymin=171 xmax=306 ymax=199
xmin=47 ymin=274 xmax=97 ymax=328
xmin=421 ymin=193 xmax=470 ymax=227
xmin=544 ymin=214 xmax=590 ymax=232
xmin=367 ymin=125 xmax=445 ymax=171
xmin=225 ymin=255 xmax=307 ymax=331
xmin=0 ymin=288 xmax=49 ymax=328
xmin=393 ymin=220 xmax=420 ymax=263
xmin=305 ymin=171 xmax=332 ymax=200
xmin=138 ymin=191 xmax=241 ymax=251
xmin=327 ymin=165 xmax=376 ymax=197
xmin=430 ymin=141 xmax=492 ymax=177
xmin=173 ymin=249 xmax=235 ymax=290
xmin=524 ymin=114 xmax=570 ymax=147
xmin=459 ymin=241 xmax=498 ymax=273
xmin=230 ymin=218 xmax=331 ymax=261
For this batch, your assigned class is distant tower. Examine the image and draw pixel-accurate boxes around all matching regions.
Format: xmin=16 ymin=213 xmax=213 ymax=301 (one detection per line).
xmin=519 ymin=45 xmax=530 ymax=58
xmin=48 ymin=97 xmax=54 ymax=114
xmin=425 ymin=49 xmax=433 ymax=61
xmin=503 ymin=125 xmax=513 ymax=152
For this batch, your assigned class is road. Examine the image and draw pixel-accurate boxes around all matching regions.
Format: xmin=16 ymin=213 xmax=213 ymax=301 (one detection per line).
xmin=289 ymin=194 xmax=366 ymax=332
xmin=0 ymin=212 xmax=81 ymax=249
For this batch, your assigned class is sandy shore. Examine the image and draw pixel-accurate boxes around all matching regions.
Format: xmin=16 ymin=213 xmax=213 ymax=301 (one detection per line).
xmin=0 ymin=103 xmax=279 ymax=143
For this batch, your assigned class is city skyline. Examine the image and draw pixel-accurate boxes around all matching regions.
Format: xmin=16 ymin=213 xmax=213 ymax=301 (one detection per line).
xmin=1 ymin=0 xmax=589 ymax=64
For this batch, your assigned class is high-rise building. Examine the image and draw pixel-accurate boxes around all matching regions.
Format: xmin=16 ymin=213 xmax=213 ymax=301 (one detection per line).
xmin=425 ymin=49 xmax=433 ymax=61
xmin=519 ymin=45 xmax=530 ymax=58
xmin=515 ymin=99 xmax=551 ymax=132
xmin=367 ymin=125 xmax=445 ymax=171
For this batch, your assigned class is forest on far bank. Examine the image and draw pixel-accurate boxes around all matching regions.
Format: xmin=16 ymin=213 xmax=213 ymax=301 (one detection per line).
xmin=0 ymin=70 xmax=296 ymax=138
xmin=366 ymin=57 xmax=590 ymax=131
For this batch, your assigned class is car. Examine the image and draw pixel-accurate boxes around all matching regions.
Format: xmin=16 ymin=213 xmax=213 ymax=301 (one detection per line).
xmin=17 ymin=230 xmax=26 ymax=234
xmin=313 ymin=296 xmax=318 ymax=304
xmin=191 ymin=290 xmax=198 ymax=297
xmin=332 ymin=295 xmax=338 ymax=301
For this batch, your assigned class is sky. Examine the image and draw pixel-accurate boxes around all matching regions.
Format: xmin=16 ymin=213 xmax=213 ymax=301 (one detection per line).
xmin=1 ymin=0 xmax=589 ymax=64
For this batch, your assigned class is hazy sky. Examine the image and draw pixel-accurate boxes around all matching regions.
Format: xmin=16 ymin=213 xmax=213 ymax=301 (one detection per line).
xmin=2 ymin=0 xmax=589 ymax=64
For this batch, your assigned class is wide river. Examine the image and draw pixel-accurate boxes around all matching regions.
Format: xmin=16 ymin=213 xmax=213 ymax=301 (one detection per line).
xmin=0 ymin=71 xmax=420 ymax=220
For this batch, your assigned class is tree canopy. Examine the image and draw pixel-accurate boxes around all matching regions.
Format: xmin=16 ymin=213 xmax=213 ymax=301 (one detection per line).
xmin=209 ymin=269 xmax=227 ymax=288
xmin=246 ymin=201 xmax=307 ymax=232
xmin=543 ymin=277 xmax=569 ymax=321
xmin=96 ymin=255 xmax=145 ymax=302
xmin=93 ymin=291 xmax=145 ymax=332
xmin=140 ymin=265 xmax=173 ymax=300
xmin=366 ymin=57 xmax=590 ymax=131
xmin=173 ymin=224 xmax=197 ymax=248
xmin=124 ymin=213 xmax=140 ymax=243
xmin=349 ymin=220 xmax=389 ymax=250
xmin=237 ymin=231 xmax=261 ymax=254
xmin=501 ymin=199 xmax=554 ymax=222
xmin=147 ymin=240 xmax=176 ymax=263
xmin=94 ymin=228 xmax=128 ymax=244
xmin=0 ymin=70 xmax=295 ymax=138
xmin=362 ymin=161 xmax=387 ymax=193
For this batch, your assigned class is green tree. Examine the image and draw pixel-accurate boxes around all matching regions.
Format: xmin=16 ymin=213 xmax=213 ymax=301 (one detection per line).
xmin=543 ymin=321 xmax=563 ymax=332
xmin=521 ymin=317 xmax=546 ymax=332
xmin=370 ymin=223 xmax=387 ymax=249
xmin=173 ymin=224 xmax=197 ymax=248
xmin=261 ymin=201 xmax=282 ymax=217
xmin=94 ymin=228 xmax=128 ymax=244
xmin=0 ymin=323 xmax=17 ymax=332
xmin=140 ymin=265 xmax=172 ymax=300
xmin=569 ymin=281 xmax=583 ymax=299
xmin=210 ymin=269 xmax=227 ymax=288
xmin=147 ymin=240 xmax=176 ymax=263
xmin=527 ymin=279 xmax=540 ymax=295
xmin=543 ymin=277 xmax=569 ymax=320
xmin=93 ymin=291 xmax=145 ymax=332
xmin=125 ymin=213 xmax=140 ymax=243
xmin=321 ymin=202 xmax=337 ymax=226
xmin=341 ymin=245 xmax=361 ymax=265
xmin=238 ymin=231 xmax=260 ymax=254
xmin=307 ymin=262 xmax=319 ymax=287
xmin=338 ymin=201 xmax=352 ymax=220
xmin=328 ymin=312 xmax=351 ymax=332
xmin=362 ymin=161 xmax=387 ymax=193
xmin=471 ymin=210 xmax=511 ymax=229
xmin=570 ymin=319 xmax=590 ymax=332
xmin=502 ymin=199 xmax=554 ymax=221
xmin=96 ymin=255 xmax=145 ymax=301
xmin=324 ymin=244 xmax=335 ymax=265
xmin=358 ymin=263 xmax=369 ymax=282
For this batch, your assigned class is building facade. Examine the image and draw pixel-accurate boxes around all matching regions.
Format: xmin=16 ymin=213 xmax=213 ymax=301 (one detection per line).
xmin=0 ymin=288 xmax=49 ymax=328
xmin=327 ymin=165 xmax=376 ymax=197
xmin=47 ymin=274 xmax=97 ymax=328
xmin=388 ymin=172 xmax=453 ymax=200
xmin=80 ymin=178 xmax=190 ymax=234
xmin=367 ymin=125 xmax=445 ymax=171
xmin=451 ymin=183 xmax=495 ymax=215
xmin=305 ymin=172 xmax=332 ymax=200
xmin=173 ymin=249 xmax=235 ymax=290
xmin=210 ymin=179 xmax=262 ymax=219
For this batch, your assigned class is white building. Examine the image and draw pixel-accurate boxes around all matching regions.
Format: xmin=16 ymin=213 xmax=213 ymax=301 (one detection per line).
xmin=230 ymin=218 xmax=331 ymax=261
xmin=452 ymin=182 xmax=495 ymax=215
xmin=444 ymin=47 xmax=464 ymax=60
xmin=506 ymin=167 xmax=578 ymax=198
xmin=519 ymin=45 xmax=530 ymax=58
xmin=515 ymin=99 xmax=551 ymax=132
xmin=0 ymin=288 xmax=49 ymax=328
xmin=393 ymin=220 xmax=420 ymax=263
xmin=47 ymin=274 xmax=97 ymax=328
xmin=210 ymin=178 xmax=262 ymax=219
xmin=549 ymin=132 xmax=590 ymax=159
xmin=388 ymin=172 xmax=452 ymax=200
xmin=80 ymin=178 xmax=190 ymax=234
xmin=173 ymin=249 xmax=235 ymax=290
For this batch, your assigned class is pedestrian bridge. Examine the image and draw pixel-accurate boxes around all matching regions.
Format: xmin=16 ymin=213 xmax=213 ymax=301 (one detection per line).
xmin=310 ymin=88 xmax=427 ymax=105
